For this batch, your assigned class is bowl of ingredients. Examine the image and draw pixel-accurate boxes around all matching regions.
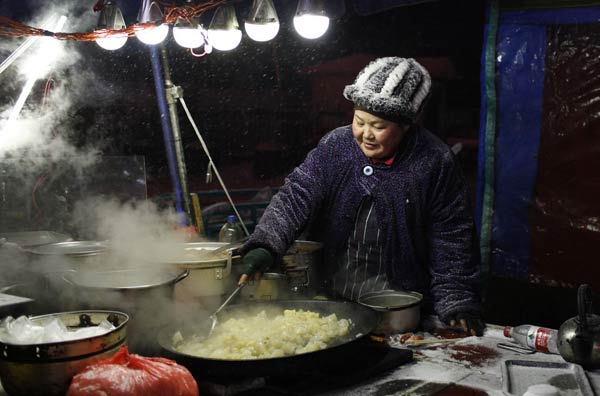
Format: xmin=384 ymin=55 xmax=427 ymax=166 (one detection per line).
xmin=0 ymin=310 xmax=128 ymax=396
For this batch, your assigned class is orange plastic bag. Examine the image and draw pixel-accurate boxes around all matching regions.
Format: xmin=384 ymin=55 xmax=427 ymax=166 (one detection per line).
xmin=67 ymin=345 xmax=199 ymax=396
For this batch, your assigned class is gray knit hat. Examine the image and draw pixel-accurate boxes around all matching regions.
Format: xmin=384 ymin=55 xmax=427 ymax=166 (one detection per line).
xmin=343 ymin=57 xmax=431 ymax=124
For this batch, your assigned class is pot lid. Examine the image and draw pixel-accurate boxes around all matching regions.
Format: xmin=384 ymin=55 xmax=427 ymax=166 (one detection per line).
xmin=25 ymin=241 xmax=108 ymax=256
xmin=161 ymin=242 xmax=239 ymax=267
xmin=0 ymin=231 xmax=72 ymax=248
xmin=64 ymin=269 xmax=186 ymax=290
xmin=358 ymin=290 xmax=423 ymax=311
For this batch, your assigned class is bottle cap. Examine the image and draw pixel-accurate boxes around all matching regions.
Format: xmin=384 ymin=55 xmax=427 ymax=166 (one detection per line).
xmin=503 ymin=326 xmax=512 ymax=337
xmin=227 ymin=215 xmax=237 ymax=222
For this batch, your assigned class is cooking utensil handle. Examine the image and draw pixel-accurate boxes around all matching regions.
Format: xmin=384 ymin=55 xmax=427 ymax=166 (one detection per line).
xmin=213 ymin=282 xmax=246 ymax=317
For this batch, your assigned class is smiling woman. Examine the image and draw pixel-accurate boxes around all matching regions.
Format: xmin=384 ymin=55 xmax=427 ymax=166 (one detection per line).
xmin=351 ymin=109 xmax=409 ymax=160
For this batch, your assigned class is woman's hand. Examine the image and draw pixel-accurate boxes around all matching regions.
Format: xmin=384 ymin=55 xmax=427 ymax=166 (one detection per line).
xmin=237 ymin=247 xmax=274 ymax=285
xmin=448 ymin=312 xmax=485 ymax=336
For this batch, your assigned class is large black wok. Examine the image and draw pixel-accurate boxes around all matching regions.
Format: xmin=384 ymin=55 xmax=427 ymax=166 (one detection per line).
xmin=158 ymin=300 xmax=381 ymax=381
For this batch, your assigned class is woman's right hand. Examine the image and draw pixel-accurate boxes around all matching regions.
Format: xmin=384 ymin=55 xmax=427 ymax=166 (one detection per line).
xmin=238 ymin=247 xmax=274 ymax=285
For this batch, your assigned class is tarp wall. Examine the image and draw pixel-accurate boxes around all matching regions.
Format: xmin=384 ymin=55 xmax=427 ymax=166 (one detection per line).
xmin=477 ymin=0 xmax=600 ymax=287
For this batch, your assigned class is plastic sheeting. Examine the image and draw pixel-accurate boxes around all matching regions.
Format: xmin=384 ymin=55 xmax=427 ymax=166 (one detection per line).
xmin=477 ymin=2 xmax=600 ymax=287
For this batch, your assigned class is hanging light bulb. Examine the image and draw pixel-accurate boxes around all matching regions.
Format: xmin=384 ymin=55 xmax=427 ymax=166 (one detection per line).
xmin=293 ymin=0 xmax=329 ymax=40
xmin=173 ymin=16 xmax=205 ymax=48
xmin=244 ymin=0 xmax=279 ymax=42
xmin=95 ymin=0 xmax=128 ymax=50
xmin=136 ymin=0 xmax=169 ymax=45
xmin=207 ymin=5 xmax=242 ymax=51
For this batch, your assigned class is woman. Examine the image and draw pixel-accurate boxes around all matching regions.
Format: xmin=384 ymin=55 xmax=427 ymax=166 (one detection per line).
xmin=238 ymin=57 xmax=484 ymax=335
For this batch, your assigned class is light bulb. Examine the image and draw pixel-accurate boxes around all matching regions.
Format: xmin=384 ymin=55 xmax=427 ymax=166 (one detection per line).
xmin=136 ymin=24 xmax=169 ymax=45
xmin=293 ymin=0 xmax=329 ymax=40
xmin=173 ymin=17 xmax=205 ymax=48
xmin=208 ymin=5 xmax=242 ymax=51
xmin=244 ymin=22 xmax=279 ymax=42
xmin=95 ymin=0 xmax=128 ymax=50
xmin=136 ymin=0 xmax=168 ymax=45
xmin=208 ymin=29 xmax=242 ymax=51
xmin=96 ymin=36 xmax=128 ymax=50
xmin=245 ymin=0 xmax=279 ymax=42
xmin=293 ymin=14 xmax=329 ymax=39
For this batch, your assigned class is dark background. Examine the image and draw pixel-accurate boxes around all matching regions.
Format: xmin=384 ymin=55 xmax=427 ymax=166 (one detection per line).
xmin=11 ymin=0 xmax=485 ymax=197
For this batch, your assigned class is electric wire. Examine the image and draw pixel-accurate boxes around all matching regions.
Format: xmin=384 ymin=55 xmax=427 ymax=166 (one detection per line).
xmin=0 ymin=1 xmax=227 ymax=41
xmin=178 ymin=97 xmax=250 ymax=237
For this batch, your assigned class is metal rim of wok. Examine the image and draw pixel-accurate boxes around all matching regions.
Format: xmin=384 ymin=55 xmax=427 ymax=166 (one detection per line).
xmin=0 ymin=310 xmax=129 ymax=362
xmin=157 ymin=300 xmax=381 ymax=379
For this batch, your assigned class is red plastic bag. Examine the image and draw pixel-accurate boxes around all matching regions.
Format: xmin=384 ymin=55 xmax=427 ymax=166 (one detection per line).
xmin=66 ymin=345 xmax=199 ymax=396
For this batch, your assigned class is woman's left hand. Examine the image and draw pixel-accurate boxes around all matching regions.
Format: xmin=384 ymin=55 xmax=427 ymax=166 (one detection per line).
xmin=448 ymin=312 xmax=485 ymax=336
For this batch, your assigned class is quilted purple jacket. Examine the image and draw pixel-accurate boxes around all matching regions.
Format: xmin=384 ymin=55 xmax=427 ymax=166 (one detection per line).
xmin=241 ymin=125 xmax=481 ymax=321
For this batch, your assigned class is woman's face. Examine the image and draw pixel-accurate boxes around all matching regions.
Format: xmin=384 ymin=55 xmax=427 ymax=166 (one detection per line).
xmin=352 ymin=109 xmax=409 ymax=159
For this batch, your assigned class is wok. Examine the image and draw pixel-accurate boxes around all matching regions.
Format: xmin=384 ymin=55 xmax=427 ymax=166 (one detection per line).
xmin=158 ymin=299 xmax=381 ymax=381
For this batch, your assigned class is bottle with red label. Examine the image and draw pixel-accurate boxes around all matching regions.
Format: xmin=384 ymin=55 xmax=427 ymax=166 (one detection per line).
xmin=504 ymin=325 xmax=559 ymax=354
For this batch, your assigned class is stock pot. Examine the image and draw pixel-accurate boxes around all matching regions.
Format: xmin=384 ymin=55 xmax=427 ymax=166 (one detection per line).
xmin=60 ymin=268 xmax=188 ymax=354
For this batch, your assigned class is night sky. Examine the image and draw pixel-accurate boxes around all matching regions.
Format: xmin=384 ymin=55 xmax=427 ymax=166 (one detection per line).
xmin=0 ymin=0 xmax=485 ymax=196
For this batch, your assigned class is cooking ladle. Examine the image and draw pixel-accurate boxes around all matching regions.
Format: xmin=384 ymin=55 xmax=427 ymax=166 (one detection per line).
xmin=208 ymin=281 xmax=246 ymax=337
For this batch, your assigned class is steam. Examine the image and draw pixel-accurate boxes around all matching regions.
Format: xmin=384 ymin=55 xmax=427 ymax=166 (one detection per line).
xmin=0 ymin=2 xmax=216 ymax=354
xmin=0 ymin=1 xmax=105 ymax=171
xmin=71 ymin=198 xmax=191 ymax=266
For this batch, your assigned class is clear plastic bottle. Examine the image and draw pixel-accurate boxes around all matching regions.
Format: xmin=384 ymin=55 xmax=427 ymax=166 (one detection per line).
xmin=503 ymin=324 xmax=559 ymax=354
xmin=218 ymin=215 xmax=244 ymax=243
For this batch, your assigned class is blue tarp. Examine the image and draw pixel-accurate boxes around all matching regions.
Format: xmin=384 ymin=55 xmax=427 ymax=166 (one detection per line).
xmin=477 ymin=3 xmax=600 ymax=279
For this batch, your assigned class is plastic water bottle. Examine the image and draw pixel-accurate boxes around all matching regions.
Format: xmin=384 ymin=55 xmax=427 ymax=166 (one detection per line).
xmin=504 ymin=325 xmax=559 ymax=354
xmin=218 ymin=215 xmax=244 ymax=243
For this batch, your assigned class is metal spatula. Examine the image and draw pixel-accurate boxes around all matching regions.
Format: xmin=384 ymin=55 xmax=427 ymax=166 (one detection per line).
xmin=207 ymin=282 xmax=246 ymax=337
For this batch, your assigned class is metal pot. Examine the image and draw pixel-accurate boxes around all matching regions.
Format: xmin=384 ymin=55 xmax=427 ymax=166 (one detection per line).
xmin=162 ymin=242 xmax=241 ymax=304
xmin=240 ymin=272 xmax=290 ymax=301
xmin=157 ymin=299 xmax=381 ymax=381
xmin=281 ymin=240 xmax=323 ymax=297
xmin=24 ymin=240 xmax=109 ymax=272
xmin=0 ymin=310 xmax=128 ymax=396
xmin=358 ymin=290 xmax=423 ymax=334
xmin=60 ymin=268 xmax=188 ymax=355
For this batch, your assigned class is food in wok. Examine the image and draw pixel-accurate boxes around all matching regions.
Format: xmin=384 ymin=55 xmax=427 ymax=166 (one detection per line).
xmin=172 ymin=309 xmax=350 ymax=360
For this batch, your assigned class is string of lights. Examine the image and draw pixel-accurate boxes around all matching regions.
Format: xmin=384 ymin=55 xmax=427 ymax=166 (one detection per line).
xmin=0 ymin=0 xmax=330 ymax=52
xmin=0 ymin=1 xmax=226 ymax=42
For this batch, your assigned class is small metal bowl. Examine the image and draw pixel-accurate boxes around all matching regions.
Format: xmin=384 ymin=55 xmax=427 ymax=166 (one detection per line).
xmin=0 ymin=310 xmax=128 ymax=396
xmin=358 ymin=290 xmax=423 ymax=334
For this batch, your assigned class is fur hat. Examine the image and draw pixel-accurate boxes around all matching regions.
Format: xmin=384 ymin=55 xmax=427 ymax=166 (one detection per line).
xmin=343 ymin=57 xmax=431 ymax=124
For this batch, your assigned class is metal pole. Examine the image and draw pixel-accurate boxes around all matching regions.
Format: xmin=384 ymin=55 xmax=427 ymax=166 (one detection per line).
xmin=149 ymin=45 xmax=192 ymax=225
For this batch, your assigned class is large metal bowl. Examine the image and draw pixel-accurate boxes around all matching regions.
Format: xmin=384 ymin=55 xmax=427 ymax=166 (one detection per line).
xmin=358 ymin=290 xmax=423 ymax=334
xmin=0 ymin=310 xmax=128 ymax=396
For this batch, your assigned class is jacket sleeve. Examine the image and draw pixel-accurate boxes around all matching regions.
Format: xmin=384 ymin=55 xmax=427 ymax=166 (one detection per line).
xmin=240 ymin=136 xmax=332 ymax=257
xmin=427 ymin=151 xmax=482 ymax=323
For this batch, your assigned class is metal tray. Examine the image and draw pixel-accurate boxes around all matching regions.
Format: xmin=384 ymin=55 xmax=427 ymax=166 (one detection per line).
xmin=502 ymin=359 xmax=595 ymax=396
xmin=24 ymin=241 xmax=108 ymax=256
xmin=0 ymin=231 xmax=72 ymax=248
